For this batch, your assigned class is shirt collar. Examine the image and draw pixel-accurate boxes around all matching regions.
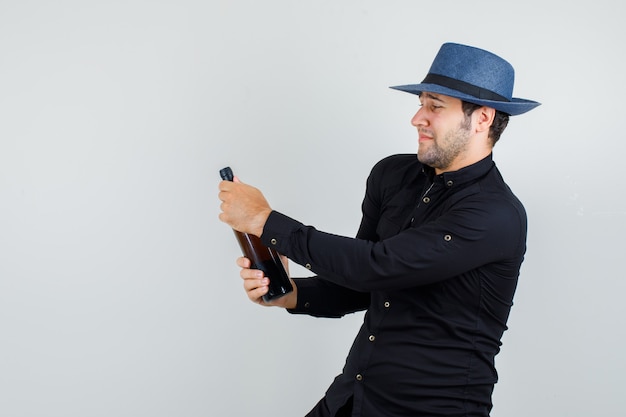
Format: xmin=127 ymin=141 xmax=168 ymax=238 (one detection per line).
xmin=423 ymin=153 xmax=494 ymax=189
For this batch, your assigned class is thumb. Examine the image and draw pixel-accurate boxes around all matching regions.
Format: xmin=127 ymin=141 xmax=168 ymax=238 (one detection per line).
xmin=233 ymin=175 xmax=242 ymax=184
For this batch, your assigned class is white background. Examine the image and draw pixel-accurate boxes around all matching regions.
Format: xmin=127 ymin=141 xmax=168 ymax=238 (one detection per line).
xmin=1 ymin=1 xmax=625 ymax=416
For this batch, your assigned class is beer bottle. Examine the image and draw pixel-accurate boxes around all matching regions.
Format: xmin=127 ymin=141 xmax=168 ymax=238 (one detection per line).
xmin=219 ymin=166 xmax=293 ymax=302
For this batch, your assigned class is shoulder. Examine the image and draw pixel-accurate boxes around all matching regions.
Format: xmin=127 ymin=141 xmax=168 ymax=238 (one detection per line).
xmin=369 ymin=154 xmax=422 ymax=179
xmin=481 ymin=166 xmax=527 ymax=222
xmin=364 ymin=154 xmax=425 ymax=206
xmin=455 ymin=169 xmax=527 ymax=245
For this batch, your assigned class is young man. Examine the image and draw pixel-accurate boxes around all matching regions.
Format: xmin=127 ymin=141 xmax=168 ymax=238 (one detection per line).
xmin=218 ymin=43 xmax=540 ymax=417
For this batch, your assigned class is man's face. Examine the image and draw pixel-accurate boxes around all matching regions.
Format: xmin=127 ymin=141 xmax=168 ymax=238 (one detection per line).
xmin=411 ymin=92 xmax=473 ymax=172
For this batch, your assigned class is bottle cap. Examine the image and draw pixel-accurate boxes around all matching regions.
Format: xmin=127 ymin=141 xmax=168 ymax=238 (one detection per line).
xmin=219 ymin=166 xmax=234 ymax=181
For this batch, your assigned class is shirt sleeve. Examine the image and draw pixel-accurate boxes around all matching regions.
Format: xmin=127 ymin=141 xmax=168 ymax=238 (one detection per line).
xmin=286 ymin=277 xmax=371 ymax=318
xmin=261 ymin=197 xmax=526 ymax=292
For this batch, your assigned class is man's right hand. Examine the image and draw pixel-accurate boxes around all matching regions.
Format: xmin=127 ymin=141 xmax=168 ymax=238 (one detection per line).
xmin=237 ymin=256 xmax=298 ymax=309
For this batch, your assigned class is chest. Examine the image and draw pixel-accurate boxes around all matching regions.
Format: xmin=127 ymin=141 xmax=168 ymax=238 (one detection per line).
xmin=375 ymin=180 xmax=457 ymax=240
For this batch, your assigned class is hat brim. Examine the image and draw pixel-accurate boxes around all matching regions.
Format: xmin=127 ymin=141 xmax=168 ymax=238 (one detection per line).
xmin=390 ymin=83 xmax=540 ymax=116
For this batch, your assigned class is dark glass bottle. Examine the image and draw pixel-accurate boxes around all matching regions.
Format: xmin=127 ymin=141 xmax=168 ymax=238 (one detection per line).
xmin=219 ymin=166 xmax=293 ymax=302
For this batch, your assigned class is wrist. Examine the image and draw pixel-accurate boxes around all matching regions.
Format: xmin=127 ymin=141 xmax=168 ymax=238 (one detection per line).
xmin=254 ymin=208 xmax=272 ymax=237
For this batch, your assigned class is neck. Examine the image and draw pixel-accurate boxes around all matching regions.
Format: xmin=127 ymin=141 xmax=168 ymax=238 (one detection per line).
xmin=434 ymin=147 xmax=492 ymax=175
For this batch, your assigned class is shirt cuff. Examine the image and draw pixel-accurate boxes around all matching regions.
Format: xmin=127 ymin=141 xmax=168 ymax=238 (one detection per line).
xmin=260 ymin=210 xmax=298 ymax=247
xmin=286 ymin=278 xmax=316 ymax=315
xmin=262 ymin=210 xmax=316 ymax=274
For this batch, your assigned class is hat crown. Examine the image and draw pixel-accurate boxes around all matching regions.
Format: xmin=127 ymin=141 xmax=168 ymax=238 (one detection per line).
xmin=428 ymin=43 xmax=515 ymax=101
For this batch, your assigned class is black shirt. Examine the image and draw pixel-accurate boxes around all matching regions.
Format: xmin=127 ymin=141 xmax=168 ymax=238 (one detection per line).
xmin=261 ymin=153 xmax=527 ymax=417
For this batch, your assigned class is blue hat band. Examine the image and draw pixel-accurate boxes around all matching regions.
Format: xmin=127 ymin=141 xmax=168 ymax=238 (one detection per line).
xmin=422 ymin=73 xmax=510 ymax=102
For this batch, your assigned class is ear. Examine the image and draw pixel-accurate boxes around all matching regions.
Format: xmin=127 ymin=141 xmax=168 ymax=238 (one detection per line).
xmin=474 ymin=106 xmax=496 ymax=134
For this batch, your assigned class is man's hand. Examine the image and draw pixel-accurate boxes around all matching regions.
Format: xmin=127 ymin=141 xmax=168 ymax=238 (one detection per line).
xmin=237 ymin=256 xmax=297 ymax=309
xmin=218 ymin=177 xmax=272 ymax=237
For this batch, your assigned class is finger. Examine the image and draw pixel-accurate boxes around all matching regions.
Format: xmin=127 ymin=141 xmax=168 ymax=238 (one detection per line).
xmin=242 ymin=275 xmax=269 ymax=291
xmin=218 ymin=211 xmax=232 ymax=225
xmin=244 ymin=278 xmax=269 ymax=304
xmin=217 ymin=180 xmax=230 ymax=195
xmin=218 ymin=187 xmax=232 ymax=203
xmin=240 ymin=265 xmax=263 ymax=280
xmin=236 ymin=256 xmax=252 ymax=269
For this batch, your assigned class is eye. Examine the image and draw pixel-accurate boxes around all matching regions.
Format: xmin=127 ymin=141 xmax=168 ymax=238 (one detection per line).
xmin=418 ymin=101 xmax=443 ymax=111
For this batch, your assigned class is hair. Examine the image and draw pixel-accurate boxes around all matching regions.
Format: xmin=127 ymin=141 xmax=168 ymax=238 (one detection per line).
xmin=461 ymin=101 xmax=509 ymax=146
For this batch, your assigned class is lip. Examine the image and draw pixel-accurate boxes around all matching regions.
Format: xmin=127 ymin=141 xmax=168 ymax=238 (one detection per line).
xmin=418 ymin=135 xmax=433 ymax=143
xmin=418 ymin=128 xmax=433 ymax=143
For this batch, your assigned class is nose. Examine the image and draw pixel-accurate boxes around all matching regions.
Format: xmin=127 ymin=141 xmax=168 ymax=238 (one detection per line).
xmin=411 ymin=107 xmax=426 ymax=127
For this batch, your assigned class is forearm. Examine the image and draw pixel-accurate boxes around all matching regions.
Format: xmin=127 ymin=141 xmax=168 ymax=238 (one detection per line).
xmin=287 ymin=277 xmax=370 ymax=318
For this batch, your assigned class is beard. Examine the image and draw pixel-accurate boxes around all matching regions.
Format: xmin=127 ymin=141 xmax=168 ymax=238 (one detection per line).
xmin=417 ymin=116 xmax=472 ymax=170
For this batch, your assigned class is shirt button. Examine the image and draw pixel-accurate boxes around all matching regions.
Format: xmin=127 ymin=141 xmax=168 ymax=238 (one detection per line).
xmin=384 ymin=301 xmax=390 ymax=308
xmin=422 ymin=196 xmax=430 ymax=204
xmin=446 ymin=180 xmax=454 ymax=187
xmin=305 ymin=263 xmax=312 ymax=269
xmin=368 ymin=335 xmax=376 ymax=342
xmin=270 ymin=238 xmax=277 ymax=245
xmin=444 ymin=234 xmax=452 ymax=241
xmin=356 ymin=374 xmax=363 ymax=381
xmin=304 ymin=302 xmax=311 ymax=309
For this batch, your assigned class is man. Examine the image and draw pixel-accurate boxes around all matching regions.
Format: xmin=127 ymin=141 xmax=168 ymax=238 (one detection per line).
xmin=218 ymin=43 xmax=540 ymax=417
